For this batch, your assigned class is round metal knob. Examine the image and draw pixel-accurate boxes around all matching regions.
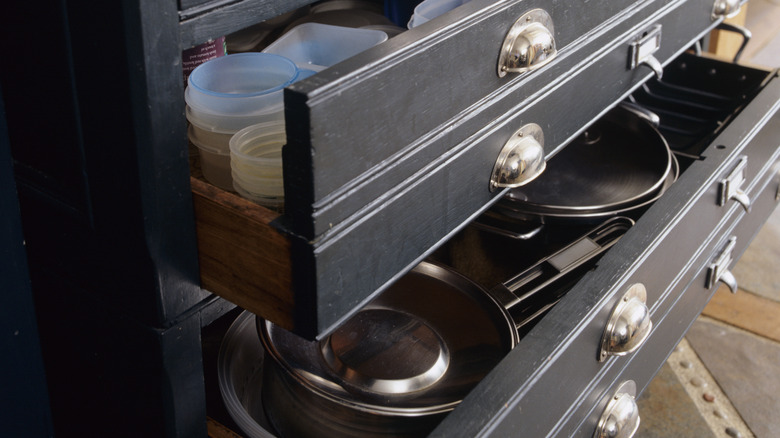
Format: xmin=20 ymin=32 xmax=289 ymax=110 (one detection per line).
xmin=490 ymin=123 xmax=546 ymax=191
xmin=498 ymin=9 xmax=557 ymax=77
xmin=594 ymin=381 xmax=640 ymax=438
xmin=599 ymin=284 xmax=652 ymax=362
xmin=712 ymin=0 xmax=743 ymax=20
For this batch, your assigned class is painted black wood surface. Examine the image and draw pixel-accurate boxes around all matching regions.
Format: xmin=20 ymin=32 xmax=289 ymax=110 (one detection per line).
xmin=179 ymin=0 xmax=316 ymax=48
xmin=3 ymin=0 xmax=777 ymax=436
xmin=0 ymin=84 xmax=54 ymax=438
xmin=430 ymin=71 xmax=780 ymax=437
xmin=2 ymin=1 xmax=217 ymax=435
xmin=3 ymin=0 xmax=207 ymax=328
xmin=282 ymin=0 xmax=724 ymax=336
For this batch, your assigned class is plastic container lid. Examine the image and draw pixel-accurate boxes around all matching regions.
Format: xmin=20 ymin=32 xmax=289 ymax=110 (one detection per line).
xmin=282 ymin=8 xmax=397 ymax=32
xmin=184 ymin=53 xmax=315 ymax=133
xmin=263 ymin=23 xmax=388 ymax=72
xmin=185 ymin=53 xmax=303 ymax=115
xmin=408 ymin=0 xmax=473 ymax=28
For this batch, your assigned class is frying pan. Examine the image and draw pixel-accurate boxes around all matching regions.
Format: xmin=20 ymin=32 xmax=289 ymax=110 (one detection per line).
xmin=499 ymin=105 xmax=673 ymax=218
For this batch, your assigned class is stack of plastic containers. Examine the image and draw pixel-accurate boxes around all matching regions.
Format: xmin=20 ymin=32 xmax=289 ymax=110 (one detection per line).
xmin=185 ymin=53 xmax=313 ymax=191
xmin=229 ymin=122 xmax=286 ymax=210
xmin=187 ymin=21 xmax=388 ymax=209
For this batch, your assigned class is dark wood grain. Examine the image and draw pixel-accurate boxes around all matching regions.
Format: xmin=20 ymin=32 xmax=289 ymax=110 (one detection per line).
xmin=191 ymin=177 xmax=296 ymax=330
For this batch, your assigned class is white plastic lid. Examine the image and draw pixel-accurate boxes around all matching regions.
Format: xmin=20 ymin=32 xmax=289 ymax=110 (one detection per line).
xmin=185 ymin=53 xmax=297 ymax=115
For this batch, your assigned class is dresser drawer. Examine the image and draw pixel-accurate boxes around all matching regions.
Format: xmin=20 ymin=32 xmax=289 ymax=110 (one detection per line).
xmin=190 ymin=0 xmax=735 ymax=338
xmin=428 ymin=66 xmax=780 ymax=437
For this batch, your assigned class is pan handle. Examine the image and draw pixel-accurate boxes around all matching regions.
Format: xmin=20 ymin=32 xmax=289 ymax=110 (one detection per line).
xmin=488 ymin=216 xmax=634 ymax=331
xmin=471 ymin=209 xmax=545 ymax=240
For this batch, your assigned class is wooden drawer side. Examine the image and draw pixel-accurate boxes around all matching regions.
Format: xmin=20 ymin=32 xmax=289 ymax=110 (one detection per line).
xmin=190 ymin=177 xmax=295 ymax=330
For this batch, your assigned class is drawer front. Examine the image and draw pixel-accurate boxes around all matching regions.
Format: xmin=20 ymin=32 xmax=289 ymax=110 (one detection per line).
xmin=580 ymin=163 xmax=780 ymax=438
xmin=429 ymin=71 xmax=780 ymax=436
xmin=281 ymin=0 xmax=725 ymax=336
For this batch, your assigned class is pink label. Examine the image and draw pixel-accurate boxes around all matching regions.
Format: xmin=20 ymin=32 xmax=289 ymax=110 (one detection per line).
xmin=182 ymin=36 xmax=226 ymax=84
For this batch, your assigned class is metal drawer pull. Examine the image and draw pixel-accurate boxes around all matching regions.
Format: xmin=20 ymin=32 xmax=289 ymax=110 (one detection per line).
xmin=497 ymin=9 xmax=557 ymax=77
xmin=599 ymin=284 xmax=652 ymax=362
xmin=712 ymin=0 xmax=746 ymax=20
xmin=594 ymin=381 xmax=640 ymax=438
xmin=707 ymin=236 xmax=738 ymax=293
xmin=719 ymin=156 xmax=751 ymax=212
xmin=629 ymin=25 xmax=663 ymax=80
xmin=490 ymin=123 xmax=546 ymax=191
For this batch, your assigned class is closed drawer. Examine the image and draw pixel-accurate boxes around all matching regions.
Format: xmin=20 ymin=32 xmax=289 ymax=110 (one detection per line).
xmin=429 ymin=66 xmax=780 ymax=436
xmin=190 ymin=0 xmax=730 ymax=338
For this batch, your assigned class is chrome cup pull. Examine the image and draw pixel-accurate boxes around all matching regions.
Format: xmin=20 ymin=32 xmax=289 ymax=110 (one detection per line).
xmin=498 ymin=9 xmax=557 ymax=77
xmin=490 ymin=123 xmax=546 ymax=191
xmin=707 ymin=236 xmax=739 ymax=293
xmin=719 ymin=156 xmax=752 ymax=212
xmin=594 ymin=381 xmax=640 ymax=438
xmin=599 ymin=284 xmax=652 ymax=362
xmin=712 ymin=0 xmax=746 ymax=20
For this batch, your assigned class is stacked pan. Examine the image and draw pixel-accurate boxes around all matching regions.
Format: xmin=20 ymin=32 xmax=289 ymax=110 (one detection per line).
xmin=484 ymin=104 xmax=678 ymax=233
xmin=216 ymin=104 xmax=675 ymax=438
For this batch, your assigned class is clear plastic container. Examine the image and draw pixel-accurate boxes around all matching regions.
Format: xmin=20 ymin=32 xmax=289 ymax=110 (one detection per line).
xmin=229 ymin=122 xmax=286 ymax=209
xmin=263 ymin=23 xmax=388 ymax=72
xmin=217 ymin=311 xmax=276 ymax=438
xmin=189 ymin=124 xmax=233 ymax=191
xmin=407 ymin=0 xmax=472 ymax=28
xmin=185 ymin=53 xmax=300 ymax=116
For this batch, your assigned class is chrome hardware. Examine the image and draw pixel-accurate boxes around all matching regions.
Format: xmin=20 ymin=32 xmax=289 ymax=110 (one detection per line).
xmin=719 ymin=156 xmax=751 ymax=212
xmin=594 ymin=381 xmax=640 ymax=438
xmin=629 ymin=25 xmax=663 ymax=80
xmin=490 ymin=123 xmax=546 ymax=191
xmin=619 ymin=102 xmax=660 ymax=127
xmin=712 ymin=0 xmax=746 ymax=20
xmin=716 ymin=22 xmax=752 ymax=62
xmin=776 ymin=167 xmax=780 ymax=201
xmin=498 ymin=9 xmax=557 ymax=77
xmin=707 ymin=236 xmax=738 ymax=293
xmin=599 ymin=284 xmax=653 ymax=362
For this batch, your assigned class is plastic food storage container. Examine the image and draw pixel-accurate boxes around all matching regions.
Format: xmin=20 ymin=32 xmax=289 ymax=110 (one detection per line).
xmin=229 ymin=121 xmax=286 ymax=210
xmin=263 ymin=22 xmax=388 ymax=72
xmin=407 ymin=0 xmax=472 ymax=28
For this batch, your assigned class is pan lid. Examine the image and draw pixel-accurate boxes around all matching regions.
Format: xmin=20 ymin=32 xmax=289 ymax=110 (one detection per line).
xmin=259 ymin=261 xmax=517 ymax=413
xmin=321 ymin=306 xmax=451 ymax=395
xmin=504 ymin=106 xmax=671 ymax=215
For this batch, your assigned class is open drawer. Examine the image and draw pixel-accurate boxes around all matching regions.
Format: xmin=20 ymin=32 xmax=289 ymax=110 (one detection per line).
xmin=203 ymin=53 xmax=780 ymax=437
xmin=427 ymin=60 xmax=780 ymax=436
xmin=189 ymin=0 xmax=734 ymax=338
